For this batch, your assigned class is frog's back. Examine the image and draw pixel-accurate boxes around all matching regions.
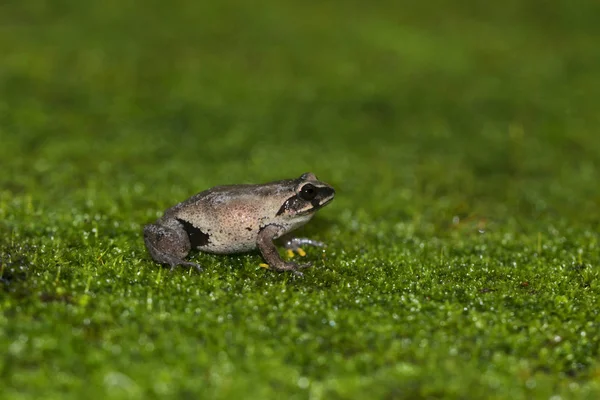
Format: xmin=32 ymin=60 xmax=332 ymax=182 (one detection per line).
xmin=168 ymin=180 xmax=295 ymax=213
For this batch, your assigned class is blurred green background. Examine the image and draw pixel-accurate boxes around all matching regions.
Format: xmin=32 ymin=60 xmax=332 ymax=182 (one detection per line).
xmin=1 ymin=0 xmax=600 ymax=399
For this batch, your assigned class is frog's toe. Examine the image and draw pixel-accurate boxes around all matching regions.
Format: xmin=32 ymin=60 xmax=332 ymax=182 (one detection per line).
xmin=285 ymin=261 xmax=313 ymax=271
xmin=268 ymin=260 xmax=313 ymax=273
xmin=169 ymin=260 xmax=203 ymax=273
xmin=290 ymin=262 xmax=313 ymax=277
xmin=185 ymin=262 xmax=203 ymax=273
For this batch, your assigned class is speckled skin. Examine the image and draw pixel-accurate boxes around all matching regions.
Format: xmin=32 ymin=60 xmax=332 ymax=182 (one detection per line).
xmin=143 ymin=173 xmax=335 ymax=274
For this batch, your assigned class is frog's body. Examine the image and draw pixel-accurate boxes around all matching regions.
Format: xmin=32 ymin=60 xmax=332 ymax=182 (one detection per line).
xmin=143 ymin=173 xmax=335 ymax=274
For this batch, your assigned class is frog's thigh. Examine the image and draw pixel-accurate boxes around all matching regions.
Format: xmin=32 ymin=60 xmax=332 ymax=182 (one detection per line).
xmin=143 ymin=221 xmax=191 ymax=262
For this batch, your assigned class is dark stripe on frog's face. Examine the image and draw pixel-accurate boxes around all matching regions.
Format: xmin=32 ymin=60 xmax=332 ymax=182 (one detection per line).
xmin=276 ymin=186 xmax=336 ymax=216
xmin=177 ymin=218 xmax=210 ymax=248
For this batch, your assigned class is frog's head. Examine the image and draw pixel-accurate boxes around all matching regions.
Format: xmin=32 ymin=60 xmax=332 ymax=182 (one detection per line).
xmin=276 ymin=172 xmax=335 ymax=218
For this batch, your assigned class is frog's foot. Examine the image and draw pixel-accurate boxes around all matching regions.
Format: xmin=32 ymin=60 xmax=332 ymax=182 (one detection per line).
xmin=258 ymin=225 xmax=317 ymax=275
xmin=272 ymin=261 xmax=313 ymax=277
xmin=169 ymin=260 xmax=203 ymax=273
xmin=260 ymin=257 xmax=313 ymax=276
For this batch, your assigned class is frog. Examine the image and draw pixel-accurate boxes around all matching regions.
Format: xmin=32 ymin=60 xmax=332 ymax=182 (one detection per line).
xmin=143 ymin=172 xmax=335 ymax=275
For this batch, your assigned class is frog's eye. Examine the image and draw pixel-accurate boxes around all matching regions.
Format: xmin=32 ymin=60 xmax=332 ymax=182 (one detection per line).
xmin=299 ymin=184 xmax=317 ymax=201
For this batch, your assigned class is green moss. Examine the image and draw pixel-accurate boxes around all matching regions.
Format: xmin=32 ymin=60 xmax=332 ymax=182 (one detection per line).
xmin=1 ymin=0 xmax=600 ymax=399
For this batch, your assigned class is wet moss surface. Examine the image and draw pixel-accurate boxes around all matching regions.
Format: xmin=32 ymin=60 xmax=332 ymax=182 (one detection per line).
xmin=1 ymin=0 xmax=600 ymax=398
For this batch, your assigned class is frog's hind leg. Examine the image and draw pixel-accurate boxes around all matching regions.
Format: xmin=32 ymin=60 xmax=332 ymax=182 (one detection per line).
xmin=143 ymin=220 xmax=203 ymax=272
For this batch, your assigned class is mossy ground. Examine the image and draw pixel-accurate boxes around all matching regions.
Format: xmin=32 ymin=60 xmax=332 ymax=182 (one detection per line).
xmin=1 ymin=0 xmax=600 ymax=399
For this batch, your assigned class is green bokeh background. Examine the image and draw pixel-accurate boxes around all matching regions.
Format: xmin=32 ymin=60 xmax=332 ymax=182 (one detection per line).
xmin=1 ymin=0 xmax=600 ymax=398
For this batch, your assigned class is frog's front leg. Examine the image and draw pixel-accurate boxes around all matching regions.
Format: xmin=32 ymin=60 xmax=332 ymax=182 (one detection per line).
xmin=143 ymin=218 xmax=203 ymax=272
xmin=284 ymin=237 xmax=326 ymax=251
xmin=257 ymin=225 xmax=312 ymax=275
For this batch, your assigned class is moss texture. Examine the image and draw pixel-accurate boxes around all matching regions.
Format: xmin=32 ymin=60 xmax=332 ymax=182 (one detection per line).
xmin=1 ymin=0 xmax=600 ymax=398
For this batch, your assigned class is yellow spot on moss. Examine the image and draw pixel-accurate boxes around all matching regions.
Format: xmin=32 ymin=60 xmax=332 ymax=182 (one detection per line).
xmin=286 ymin=249 xmax=295 ymax=258
xmin=297 ymin=248 xmax=306 ymax=257
xmin=259 ymin=263 xmax=269 ymax=269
